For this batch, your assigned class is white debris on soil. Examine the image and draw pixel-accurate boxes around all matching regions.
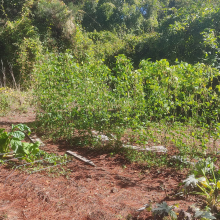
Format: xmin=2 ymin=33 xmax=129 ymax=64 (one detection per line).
xmin=96 ymin=134 xmax=110 ymax=142
xmin=92 ymin=130 xmax=167 ymax=153
xmin=136 ymin=203 xmax=151 ymax=212
xmin=145 ymin=145 xmax=167 ymax=153
xmin=29 ymin=135 xmax=45 ymax=147
xmin=122 ymin=145 xmax=167 ymax=153
xmin=171 ymin=155 xmax=195 ymax=165
xmin=91 ymin=131 xmax=116 ymax=142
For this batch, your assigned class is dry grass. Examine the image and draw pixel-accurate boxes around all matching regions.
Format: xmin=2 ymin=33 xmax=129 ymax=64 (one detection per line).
xmin=0 ymin=87 xmax=33 ymax=116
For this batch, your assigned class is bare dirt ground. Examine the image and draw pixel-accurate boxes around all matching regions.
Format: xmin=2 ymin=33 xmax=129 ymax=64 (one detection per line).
xmin=0 ymin=110 xmax=197 ymax=220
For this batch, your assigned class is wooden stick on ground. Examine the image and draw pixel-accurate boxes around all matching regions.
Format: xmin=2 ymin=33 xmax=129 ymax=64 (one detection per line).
xmin=66 ymin=150 xmax=96 ymax=167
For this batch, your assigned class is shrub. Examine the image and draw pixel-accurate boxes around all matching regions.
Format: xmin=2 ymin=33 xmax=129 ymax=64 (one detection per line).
xmin=34 ymin=52 xmax=220 ymax=149
xmin=33 ymin=52 xmax=145 ymax=139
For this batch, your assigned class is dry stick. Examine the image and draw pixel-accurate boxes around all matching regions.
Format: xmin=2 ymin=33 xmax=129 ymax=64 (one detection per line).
xmin=8 ymin=61 xmax=17 ymax=90
xmin=66 ymin=150 xmax=96 ymax=167
xmin=1 ymin=59 xmax=6 ymax=87
xmin=24 ymin=131 xmax=35 ymax=144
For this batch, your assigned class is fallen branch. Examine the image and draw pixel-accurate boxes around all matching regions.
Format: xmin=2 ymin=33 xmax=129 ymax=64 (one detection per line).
xmin=66 ymin=150 xmax=96 ymax=167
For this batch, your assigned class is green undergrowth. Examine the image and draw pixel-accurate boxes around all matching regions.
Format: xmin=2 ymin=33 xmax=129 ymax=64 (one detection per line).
xmin=33 ymin=51 xmax=220 ymax=168
xmin=0 ymin=124 xmax=71 ymax=175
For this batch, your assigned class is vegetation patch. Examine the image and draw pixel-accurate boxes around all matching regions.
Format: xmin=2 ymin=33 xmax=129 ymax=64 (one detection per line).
xmin=1 ymin=0 xmax=220 ymax=219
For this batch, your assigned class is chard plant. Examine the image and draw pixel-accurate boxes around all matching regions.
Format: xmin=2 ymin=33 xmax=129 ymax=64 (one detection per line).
xmin=0 ymin=124 xmax=40 ymax=162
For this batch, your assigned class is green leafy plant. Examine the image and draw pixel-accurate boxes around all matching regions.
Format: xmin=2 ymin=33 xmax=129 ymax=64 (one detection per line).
xmin=0 ymin=94 xmax=10 ymax=115
xmin=182 ymin=158 xmax=220 ymax=214
xmin=195 ymin=207 xmax=216 ymax=220
xmin=0 ymin=124 xmax=40 ymax=161
xmin=194 ymin=168 xmax=220 ymax=212
xmin=0 ymin=128 xmax=11 ymax=153
xmin=152 ymin=202 xmax=177 ymax=219
xmin=182 ymin=174 xmax=200 ymax=195
xmin=33 ymin=50 xmax=220 ymax=167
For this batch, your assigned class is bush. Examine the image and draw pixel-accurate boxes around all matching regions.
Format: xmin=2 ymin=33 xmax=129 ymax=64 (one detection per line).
xmin=139 ymin=59 xmax=220 ymax=124
xmin=34 ymin=52 xmax=220 ymax=147
xmin=34 ymin=52 xmax=145 ymax=139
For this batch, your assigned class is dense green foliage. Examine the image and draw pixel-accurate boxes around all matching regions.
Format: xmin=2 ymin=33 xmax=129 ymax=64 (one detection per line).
xmin=1 ymin=0 xmax=220 ymax=82
xmin=33 ymin=51 xmax=220 ymax=161
xmin=0 ymin=0 xmax=219 ymax=150
xmin=0 ymin=0 xmax=75 ymax=83
xmin=1 ymin=1 xmax=220 ymax=217
xmin=34 ymin=53 xmax=145 ymax=137
xmin=0 ymin=0 xmax=219 ymax=155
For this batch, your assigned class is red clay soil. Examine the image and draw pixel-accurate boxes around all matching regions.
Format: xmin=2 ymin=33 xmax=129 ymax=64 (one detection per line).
xmin=0 ymin=110 xmax=198 ymax=220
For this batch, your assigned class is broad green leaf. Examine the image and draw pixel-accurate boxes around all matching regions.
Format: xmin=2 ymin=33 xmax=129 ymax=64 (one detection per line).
xmin=152 ymin=202 xmax=177 ymax=218
xmin=195 ymin=209 xmax=216 ymax=219
xmin=30 ymin=142 xmax=40 ymax=155
xmin=0 ymin=128 xmax=5 ymax=134
xmin=22 ymin=142 xmax=31 ymax=155
xmin=10 ymin=131 xmax=25 ymax=141
xmin=11 ymin=139 xmax=23 ymax=153
xmin=22 ymin=142 xmax=40 ymax=155
xmin=0 ymin=131 xmax=10 ymax=153
xmin=12 ymin=124 xmax=31 ymax=135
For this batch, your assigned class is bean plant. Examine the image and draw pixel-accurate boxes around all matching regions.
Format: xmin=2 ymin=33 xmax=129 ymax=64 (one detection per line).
xmin=33 ymin=52 xmax=220 ymax=163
